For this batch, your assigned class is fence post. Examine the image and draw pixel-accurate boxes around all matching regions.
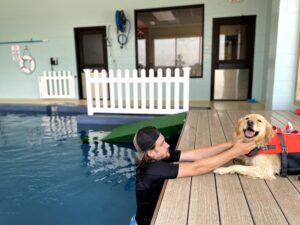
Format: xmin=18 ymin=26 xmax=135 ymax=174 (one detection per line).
xmin=94 ymin=70 xmax=100 ymax=110
xmin=133 ymin=69 xmax=138 ymax=110
xmin=141 ymin=69 xmax=146 ymax=110
xmin=117 ymin=69 xmax=123 ymax=109
xmin=157 ymin=69 xmax=163 ymax=110
xmin=68 ymin=71 xmax=75 ymax=98
xmin=84 ymin=69 xmax=93 ymax=115
xmin=109 ymin=69 xmax=115 ymax=109
xmin=149 ymin=69 xmax=154 ymax=110
xmin=102 ymin=69 xmax=108 ymax=110
xmin=182 ymin=67 xmax=191 ymax=112
xmin=174 ymin=68 xmax=180 ymax=110
xmin=165 ymin=68 xmax=171 ymax=110
xmin=40 ymin=72 xmax=46 ymax=98
xmin=44 ymin=72 xmax=49 ymax=97
xmin=125 ymin=69 xmax=130 ymax=109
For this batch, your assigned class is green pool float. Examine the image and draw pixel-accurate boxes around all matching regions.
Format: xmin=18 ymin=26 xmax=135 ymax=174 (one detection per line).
xmin=102 ymin=112 xmax=186 ymax=143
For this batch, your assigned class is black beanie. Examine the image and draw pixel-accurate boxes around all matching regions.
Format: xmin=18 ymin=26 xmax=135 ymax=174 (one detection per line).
xmin=135 ymin=126 xmax=160 ymax=151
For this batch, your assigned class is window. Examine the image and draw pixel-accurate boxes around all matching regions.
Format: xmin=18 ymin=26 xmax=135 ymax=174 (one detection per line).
xmin=135 ymin=5 xmax=204 ymax=77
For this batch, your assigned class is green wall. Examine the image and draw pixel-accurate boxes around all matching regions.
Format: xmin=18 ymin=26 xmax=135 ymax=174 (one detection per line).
xmin=0 ymin=0 xmax=271 ymax=101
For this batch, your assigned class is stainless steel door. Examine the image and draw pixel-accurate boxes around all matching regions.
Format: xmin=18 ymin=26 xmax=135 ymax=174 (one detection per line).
xmin=211 ymin=16 xmax=256 ymax=100
xmin=214 ymin=69 xmax=249 ymax=99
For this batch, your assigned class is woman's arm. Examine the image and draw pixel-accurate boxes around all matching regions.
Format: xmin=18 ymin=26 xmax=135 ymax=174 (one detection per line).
xmin=177 ymin=139 xmax=256 ymax=178
xmin=179 ymin=140 xmax=233 ymax=162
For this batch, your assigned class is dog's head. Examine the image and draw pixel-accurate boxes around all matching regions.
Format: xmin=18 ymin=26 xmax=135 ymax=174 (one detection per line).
xmin=234 ymin=114 xmax=274 ymax=146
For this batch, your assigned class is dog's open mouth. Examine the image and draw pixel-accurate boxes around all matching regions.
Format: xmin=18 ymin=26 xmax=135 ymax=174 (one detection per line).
xmin=243 ymin=127 xmax=259 ymax=139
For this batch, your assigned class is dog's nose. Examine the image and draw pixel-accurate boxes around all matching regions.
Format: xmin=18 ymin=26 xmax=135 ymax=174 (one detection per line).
xmin=247 ymin=120 xmax=254 ymax=127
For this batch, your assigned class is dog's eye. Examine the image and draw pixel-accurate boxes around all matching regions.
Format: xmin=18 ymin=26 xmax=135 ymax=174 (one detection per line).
xmin=245 ymin=117 xmax=249 ymax=120
xmin=257 ymin=119 xmax=262 ymax=123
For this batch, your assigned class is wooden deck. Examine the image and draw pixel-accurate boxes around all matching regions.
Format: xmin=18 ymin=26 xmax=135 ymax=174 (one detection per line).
xmin=151 ymin=110 xmax=300 ymax=225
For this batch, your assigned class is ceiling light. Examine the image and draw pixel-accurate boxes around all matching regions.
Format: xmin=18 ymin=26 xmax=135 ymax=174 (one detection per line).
xmin=152 ymin=11 xmax=176 ymax=21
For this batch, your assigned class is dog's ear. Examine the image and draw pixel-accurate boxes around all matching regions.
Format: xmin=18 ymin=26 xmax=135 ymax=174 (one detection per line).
xmin=265 ymin=121 xmax=275 ymax=144
xmin=233 ymin=117 xmax=244 ymax=139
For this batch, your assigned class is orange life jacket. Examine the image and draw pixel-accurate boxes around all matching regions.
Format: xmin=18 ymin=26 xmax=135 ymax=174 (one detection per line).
xmin=247 ymin=127 xmax=300 ymax=157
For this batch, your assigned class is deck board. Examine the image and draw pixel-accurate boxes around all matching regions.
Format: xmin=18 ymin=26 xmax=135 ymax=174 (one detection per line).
xmin=240 ymin=178 xmax=288 ymax=225
xmin=266 ymin=177 xmax=300 ymax=225
xmin=153 ymin=110 xmax=300 ymax=225
xmin=289 ymin=175 xmax=300 ymax=192
xmin=225 ymin=111 xmax=288 ymax=225
xmin=211 ymin=110 xmax=254 ymax=225
xmin=153 ymin=110 xmax=198 ymax=225
xmin=188 ymin=110 xmax=219 ymax=225
xmin=263 ymin=111 xmax=300 ymax=225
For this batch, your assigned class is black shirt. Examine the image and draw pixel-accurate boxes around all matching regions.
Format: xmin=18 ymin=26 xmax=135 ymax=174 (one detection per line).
xmin=135 ymin=150 xmax=181 ymax=225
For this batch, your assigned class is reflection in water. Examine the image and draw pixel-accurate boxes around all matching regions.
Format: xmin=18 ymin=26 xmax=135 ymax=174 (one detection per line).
xmin=0 ymin=113 xmax=136 ymax=191
xmin=80 ymin=130 xmax=136 ymax=190
xmin=0 ymin=116 xmax=8 ymax=145
xmin=40 ymin=115 xmax=78 ymax=139
xmin=24 ymin=115 xmax=78 ymax=148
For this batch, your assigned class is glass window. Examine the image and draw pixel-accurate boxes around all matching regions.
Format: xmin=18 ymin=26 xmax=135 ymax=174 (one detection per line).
xmin=219 ymin=25 xmax=247 ymax=61
xmin=154 ymin=38 xmax=175 ymax=67
xmin=138 ymin=39 xmax=146 ymax=68
xmin=135 ymin=5 xmax=204 ymax=77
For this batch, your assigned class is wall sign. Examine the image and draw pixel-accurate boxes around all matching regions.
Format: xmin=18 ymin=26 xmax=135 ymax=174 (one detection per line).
xmin=11 ymin=45 xmax=20 ymax=61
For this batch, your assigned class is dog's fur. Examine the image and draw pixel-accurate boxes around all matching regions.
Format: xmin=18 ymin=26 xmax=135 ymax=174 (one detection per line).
xmin=214 ymin=114 xmax=281 ymax=180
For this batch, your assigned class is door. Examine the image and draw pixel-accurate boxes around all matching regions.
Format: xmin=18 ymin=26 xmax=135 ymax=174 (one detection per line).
xmin=211 ymin=16 xmax=256 ymax=100
xmin=74 ymin=26 xmax=108 ymax=99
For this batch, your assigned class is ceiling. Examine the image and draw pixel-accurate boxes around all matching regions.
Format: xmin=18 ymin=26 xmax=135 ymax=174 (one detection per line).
xmin=137 ymin=7 xmax=203 ymax=29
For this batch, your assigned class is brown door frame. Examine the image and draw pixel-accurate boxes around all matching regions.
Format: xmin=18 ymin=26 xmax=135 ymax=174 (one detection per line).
xmin=74 ymin=26 xmax=108 ymax=99
xmin=210 ymin=15 xmax=256 ymax=100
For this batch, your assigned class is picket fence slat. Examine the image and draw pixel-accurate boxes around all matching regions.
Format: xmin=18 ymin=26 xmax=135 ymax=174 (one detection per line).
xmin=94 ymin=70 xmax=100 ymax=110
xmin=109 ymin=69 xmax=115 ymax=109
xmin=102 ymin=70 xmax=108 ymax=110
xmin=125 ymin=69 xmax=130 ymax=109
xmin=117 ymin=70 xmax=123 ymax=109
xmin=84 ymin=68 xmax=190 ymax=115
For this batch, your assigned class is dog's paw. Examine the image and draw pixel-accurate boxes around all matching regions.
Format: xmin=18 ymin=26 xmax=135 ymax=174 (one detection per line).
xmin=214 ymin=167 xmax=230 ymax=175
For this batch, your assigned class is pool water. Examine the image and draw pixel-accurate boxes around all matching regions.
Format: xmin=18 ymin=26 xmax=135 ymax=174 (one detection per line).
xmin=0 ymin=113 xmax=136 ymax=225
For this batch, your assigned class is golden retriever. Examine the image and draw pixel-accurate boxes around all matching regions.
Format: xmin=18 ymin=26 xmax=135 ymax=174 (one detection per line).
xmin=214 ymin=114 xmax=281 ymax=180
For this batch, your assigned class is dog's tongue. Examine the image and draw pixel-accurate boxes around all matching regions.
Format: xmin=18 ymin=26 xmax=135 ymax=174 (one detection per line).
xmin=245 ymin=130 xmax=255 ymax=138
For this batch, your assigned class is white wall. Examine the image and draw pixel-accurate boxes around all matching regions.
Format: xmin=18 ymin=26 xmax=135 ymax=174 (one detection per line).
xmin=265 ymin=0 xmax=300 ymax=110
xmin=0 ymin=0 xmax=272 ymax=103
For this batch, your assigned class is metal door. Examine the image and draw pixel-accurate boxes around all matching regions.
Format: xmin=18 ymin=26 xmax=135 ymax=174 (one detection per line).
xmin=211 ymin=16 xmax=256 ymax=100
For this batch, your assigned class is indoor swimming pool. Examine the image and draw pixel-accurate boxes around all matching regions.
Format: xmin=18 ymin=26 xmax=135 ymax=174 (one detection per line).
xmin=0 ymin=113 xmax=136 ymax=225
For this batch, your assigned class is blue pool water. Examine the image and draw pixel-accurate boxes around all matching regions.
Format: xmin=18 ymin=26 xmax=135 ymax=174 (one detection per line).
xmin=0 ymin=113 xmax=136 ymax=225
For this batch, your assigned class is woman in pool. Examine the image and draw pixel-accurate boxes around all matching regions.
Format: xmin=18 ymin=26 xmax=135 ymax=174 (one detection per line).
xmin=133 ymin=126 xmax=256 ymax=225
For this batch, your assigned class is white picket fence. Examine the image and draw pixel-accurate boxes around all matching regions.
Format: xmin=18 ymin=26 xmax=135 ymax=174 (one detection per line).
xmin=38 ymin=71 xmax=75 ymax=99
xmin=84 ymin=68 xmax=190 ymax=115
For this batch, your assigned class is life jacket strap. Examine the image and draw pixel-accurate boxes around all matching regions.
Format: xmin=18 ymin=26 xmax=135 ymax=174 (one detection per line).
xmin=246 ymin=145 xmax=276 ymax=157
xmin=278 ymin=132 xmax=288 ymax=177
